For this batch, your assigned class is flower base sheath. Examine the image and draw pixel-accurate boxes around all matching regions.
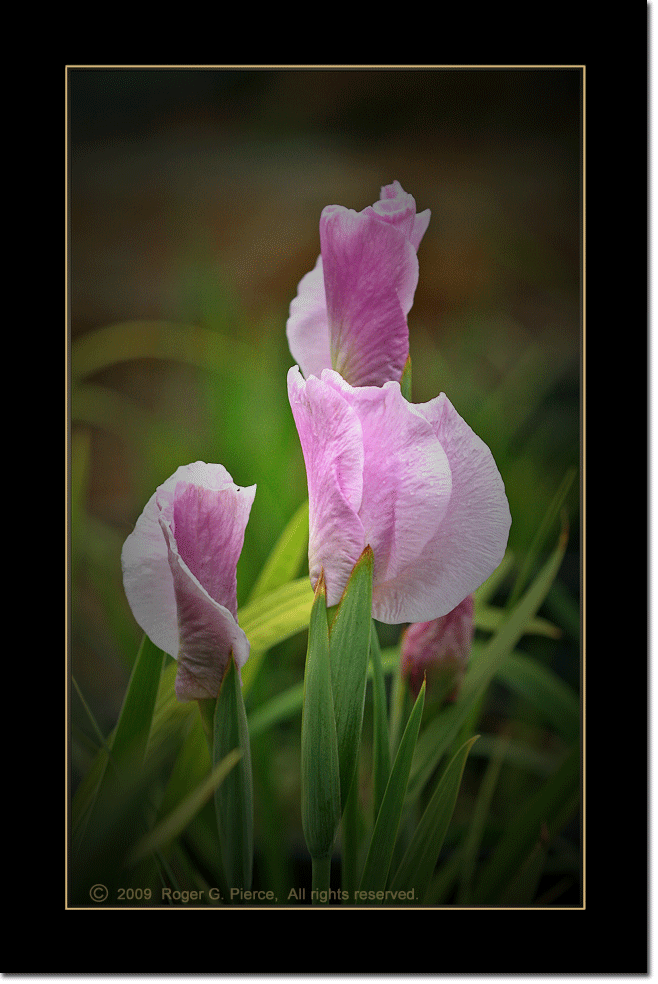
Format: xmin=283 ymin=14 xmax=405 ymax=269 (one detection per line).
xmin=121 ymin=461 xmax=256 ymax=701
xmin=287 ymin=367 xmax=511 ymax=625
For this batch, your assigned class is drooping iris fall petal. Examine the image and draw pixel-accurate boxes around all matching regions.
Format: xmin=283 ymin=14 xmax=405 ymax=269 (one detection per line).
xmin=286 ymin=181 xmax=430 ymax=388
xmin=287 ymin=367 xmax=510 ymax=624
xmin=121 ymin=462 xmax=256 ymax=701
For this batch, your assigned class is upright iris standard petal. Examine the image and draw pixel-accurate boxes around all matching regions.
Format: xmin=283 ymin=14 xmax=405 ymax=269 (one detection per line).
xmin=286 ymin=182 xmax=430 ymax=388
xmin=365 ymin=180 xmax=431 ymax=256
xmin=285 ymin=256 xmax=332 ymax=382
xmin=320 ymin=206 xmax=416 ymax=387
xmin=287 ymin=367 xmax=511 ymax=623
xmin=121 ymin=462 xmax=256 ymax=702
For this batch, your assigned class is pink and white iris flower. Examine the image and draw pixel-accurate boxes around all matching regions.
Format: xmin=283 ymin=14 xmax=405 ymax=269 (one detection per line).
xmin=287 ymin=367 xmax=511 ymax=625
xmin=121 ymin=461 xmax=256 ymax=702
xmin=286 ymin=181 xmax=430 ymax=388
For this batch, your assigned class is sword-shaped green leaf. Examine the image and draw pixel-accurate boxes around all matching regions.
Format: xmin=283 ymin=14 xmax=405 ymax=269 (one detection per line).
xmin=213 ymin=654 xmax=254 ymax=892
xmin=496 ymin=651 xmax=580 ymax=741
xmin=472 ymin=741 xmax=580 ymax=905
xmin=72 ymin=634 xmax=165 ymax=853
xmin=328 ymin=546 xmax=373 ymax=810
xmin=239 ymin=577 xmax=314 ymax=694
xmin=389 ymin=735 xmax=479 ymax=903
xmin=112 ymin=633 xmax=165 ymax=766
xmin=370 ymin=620 xmax=391 ymax=819
xmin=407 ymin=518 xmax=568 ymax=804
xmin=400 ymin=355 xmax=412 ymax=401
xmin=359 ymin=679 xmax=426 ymax=896
xmin=129 ymin=747 xmax=242 ymax=864
xmin=301 ymin=572 xmax=341 ymax=861
xmin=247 ymin=498 xmax=309 ymax=604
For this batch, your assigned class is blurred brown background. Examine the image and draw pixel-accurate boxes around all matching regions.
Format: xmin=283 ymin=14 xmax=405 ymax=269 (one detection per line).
xmin=69 ymin=66 xmax=582 ymax=740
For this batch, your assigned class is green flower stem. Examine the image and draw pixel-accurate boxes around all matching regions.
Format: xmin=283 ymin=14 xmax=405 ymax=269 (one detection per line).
xmin=311 ymin=854 xmax=333 ymax=904
xmin=341 ymin=770 xmax=360 ymax=900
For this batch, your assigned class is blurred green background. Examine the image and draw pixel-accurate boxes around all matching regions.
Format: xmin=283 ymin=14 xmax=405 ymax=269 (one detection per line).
xmin=68 ymin=67 xmax=582 ymax=898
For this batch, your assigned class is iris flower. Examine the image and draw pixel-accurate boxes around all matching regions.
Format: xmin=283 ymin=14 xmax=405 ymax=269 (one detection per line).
xmin=287 ymin=367 xmax=511 ymax=625
xmin=401 ymin=595 xmax=475 ymax=699
xmin=121 ymin=461 xmax=256 ymax=701
xmin=286 ymin=181 xmax=430 ymax=388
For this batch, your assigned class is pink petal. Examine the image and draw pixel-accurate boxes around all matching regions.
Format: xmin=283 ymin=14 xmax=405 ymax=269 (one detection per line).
xmin=383 ymin=395 xmax=512 ymax=623
xmin=121 ymin=461 xmax=255 ymax=701
xmin=368 ymin=181 xmax=417 ymax=242
xmin=368 ymin=180 xmax=431 ymax=253
xmin=286 ymin=182 xmax=429 ymax=388
xmin=285 ymin=255 xmax=332 ymax=381
xmin=321 ymin=372 xmax=452 ymax=616
xmin=170 ymin=481 xmax=255 ymax=621
xmin=287 ymin=366 xmax=366 ymax=606
xmin=288 ymin=371 xmax=510 ymax=625
xmin=159 ymin=512 xmax=251 ymax=701
xmin=410 ymin=209 xmax=431 ymax=252
xmin=320 ymin=205 xmax=417 ymax=386
xmin=121 ymin=464 xmax=205 ymax=661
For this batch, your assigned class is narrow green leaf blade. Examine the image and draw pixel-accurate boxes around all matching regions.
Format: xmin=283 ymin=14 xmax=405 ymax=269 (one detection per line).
xmin=239 ymin=577 xmax=314 ymax=649
xmin=74 ymin=635 xmax=165 ymax=853
xmin=473 ymin=549 xmax=515 ymax=606
xmin=129 ymin=748 xmax=242 ymax=864
xmin=301 ymin=573 xmax=341 ymax=860
xmin=71 ymin=320 xmax=253 ymax=381
xmin=463 ymin=518 xmax=569 ymax=699
xmin=247 ymin=648 xmax=400 ymax=742
xmin=359 ymin=680 xmax=426 ymax=896
xmin=408 ymin=519 xmax=568 ymax=804
xmin=239 ymin=577 xmax=314 ymax=694
xmin=497 ymin=651 xmax=580 ymax=741
xmin=247 ymin=499 xmax=309 ymax=604
xmin=476 ymin=603 xmax=561 ymax=639
xmin=390 ymin=735 xmax=479 ymax=903
xmin=507 ymin=466 xmax=576 ymax=610
xmin=145 ymin=659 xmax=197 ymax=761
xmin=370 ymin=621 xmax=391 ymax=818
xmin=213 ymin=654 xmax=254 ymax=892
xmin=472 ymin=741 xmax=581 ymax=905
xmin=155 ymin=713 xmax=211 ymax=822
xmin=329 ymin=546 xmax=373 ymax=809
xmin=400 ymin=355 xmax=412 ymax=401
xmin=456 ymin=733 xmax=511 ymax=905
xmin=111 ymin=634 xmax=165 ymax=767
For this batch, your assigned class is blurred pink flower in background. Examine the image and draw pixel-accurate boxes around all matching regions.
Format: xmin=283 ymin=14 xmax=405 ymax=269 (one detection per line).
xmin=121 ymin=462 xmax=256 ymax=702
xmin=287 ymin=367 xmax=510 ymax=624
xmin=401 ymin=594 xmax=475 ymax=700
xmin=286 ymin=181 xmax=430 ymax=388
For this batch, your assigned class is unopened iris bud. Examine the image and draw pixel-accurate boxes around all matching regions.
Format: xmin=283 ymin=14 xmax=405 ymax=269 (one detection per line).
xmin=121 ymin=461 xmax=256 ymax=702
xmin=401 ymin=594 xmax=475 ymax=700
